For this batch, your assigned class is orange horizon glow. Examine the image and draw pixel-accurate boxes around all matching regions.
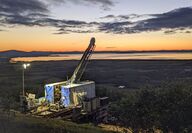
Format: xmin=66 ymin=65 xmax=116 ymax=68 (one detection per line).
xmin=1 ymin=48 xmax=192 ymax=52
xmin=0 ymin=27 xmax=192 ymax=52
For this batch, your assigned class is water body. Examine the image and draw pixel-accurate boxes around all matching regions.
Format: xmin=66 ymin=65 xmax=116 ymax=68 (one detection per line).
xmin=11 ymin=52 xmax=192 ymax=62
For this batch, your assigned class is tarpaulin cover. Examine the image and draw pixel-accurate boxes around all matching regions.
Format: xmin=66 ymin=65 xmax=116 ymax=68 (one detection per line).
xmin=61 ymin=86 xmax=70 ymax=107
xmin=45 ymin=85 xmax=54 ymax=103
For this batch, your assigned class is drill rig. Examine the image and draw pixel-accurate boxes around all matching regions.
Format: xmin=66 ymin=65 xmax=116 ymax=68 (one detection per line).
xmin=21 ymin=38 xmax=108 ymax=122
xmin=44 ymin=37 xmax=96 ymax=108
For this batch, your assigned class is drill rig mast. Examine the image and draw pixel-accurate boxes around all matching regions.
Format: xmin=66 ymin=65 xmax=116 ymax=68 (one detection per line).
xmin=68 ymin=37 xmax=96 ymax=84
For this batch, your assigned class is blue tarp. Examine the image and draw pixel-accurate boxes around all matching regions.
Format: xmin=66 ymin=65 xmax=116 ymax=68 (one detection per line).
xmin=61 ymin=86 xmax=70 ymax=107
xmin=45 ymin=85 xmax=54 ymax=103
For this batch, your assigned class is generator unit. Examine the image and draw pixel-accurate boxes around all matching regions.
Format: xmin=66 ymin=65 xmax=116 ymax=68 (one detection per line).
xmin=45 ymin=81 xmax=96 ymax=107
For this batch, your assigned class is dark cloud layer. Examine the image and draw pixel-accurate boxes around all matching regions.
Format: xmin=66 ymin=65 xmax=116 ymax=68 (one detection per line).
xmin=42 ymin=0 xmax=114 ymax=11
xmin=0 ymin=0 xmax=191 ymax=35
xmin=99 ymin=21 xmax=133 ymax=34
xmin=58 ymin=0 xmax=113 ymax=6
xmin=100 ymin=14 xmax=142 ymax=20
xmin=134 ymin=7 xmax=192 ymax=32
xmin=0 ymin=0 xmax=49 ymax=27
xmin=99 ymin=7 xmax=192 ymax=34
xmin=0 ymin=0 xmax=48 ymax=14
xmin=83 ymin=0 xmax=114 ymax=10
xmin=0 ymin=0 xmax=113 ymax=33
xmin=47 ymin=0 xmax=114 ymax=10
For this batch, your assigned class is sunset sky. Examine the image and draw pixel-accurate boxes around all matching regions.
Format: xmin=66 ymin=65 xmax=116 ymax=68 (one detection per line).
xmin=0 ymin=0 xmax=192 ymax=51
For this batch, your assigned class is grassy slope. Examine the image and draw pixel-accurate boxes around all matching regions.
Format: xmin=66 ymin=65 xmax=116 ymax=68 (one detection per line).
xmin=0 ymin=60 xmax=192 ymax=132
xmin=0 ymin=60 xmax=192 ymax=108
xmin=0 ymin=111 xmax=113 ymax=133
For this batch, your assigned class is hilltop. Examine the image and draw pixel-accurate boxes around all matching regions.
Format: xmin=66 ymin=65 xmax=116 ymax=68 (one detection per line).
xmin=0 ymin=50 xmax=192 ymax=58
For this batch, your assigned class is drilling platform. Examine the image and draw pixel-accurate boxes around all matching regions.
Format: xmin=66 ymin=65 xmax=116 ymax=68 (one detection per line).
xmin=20 ymin=38 xmax=108 ymax=123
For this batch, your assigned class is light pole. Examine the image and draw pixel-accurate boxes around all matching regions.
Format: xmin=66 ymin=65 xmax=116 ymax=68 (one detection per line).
xmin=22 ymin=63 xmax=30 ymax=96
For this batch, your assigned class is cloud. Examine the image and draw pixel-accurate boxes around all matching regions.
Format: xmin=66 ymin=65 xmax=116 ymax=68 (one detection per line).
xmin=0 ymin=10 xmax=99 ymax=33
xmin=0 ymin=0 xmax=48 ymax=14
xmin=44 ymin=0 xmax=114 ymax=10
xmin=99 ymin=21 xmax=133 ymax=33
xmin=0 ymin=0 xmax=111 ymax=33
xmin=100 ymin=14 xmax=144 ymax=21
xmin=185 ymin=31 xmax=191 ymax=33
xmin=83 ymin=0 xmax=114 ymax=10
xmin=0 ymin=0 xmax=191 ymax=35
xmin=135 ymin=7 xmax=192 ymax=32
xmin=35 ymin=18 xmax=100 ymax=34
xmin=100 ymin=15 xmax=116 ymax=19
xmin=54 ymin=29 xmax=94 ymax=34
xmin=164 ymin=30 xmax=176 ymax=34
xmin=99 ymin=7 xmax=192 ymax=34
xmin=52 ymin=21 xmax=100 ymax=34
xmin=47 ymin=0 xmax=114 ymax=5
xmin=0 ymin=0 xmax=49 ymax=27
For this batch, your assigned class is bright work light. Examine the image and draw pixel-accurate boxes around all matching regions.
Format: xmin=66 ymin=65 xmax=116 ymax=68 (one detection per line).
xmin=23 ymin=63 xmax=30 ymax=69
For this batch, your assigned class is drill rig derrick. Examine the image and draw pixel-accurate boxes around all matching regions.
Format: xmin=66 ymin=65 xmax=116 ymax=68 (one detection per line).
xmin=68 ymin=37 xmax=96 ymax=84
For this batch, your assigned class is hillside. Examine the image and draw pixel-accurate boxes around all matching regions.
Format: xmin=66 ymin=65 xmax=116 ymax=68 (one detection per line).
xmin=0 ymin=111 xmax=113 ymax=133
xmin=1 ymin=50 xmax=192 ymax=58
xmin=0 ymin=50 xmax=51 ymax=58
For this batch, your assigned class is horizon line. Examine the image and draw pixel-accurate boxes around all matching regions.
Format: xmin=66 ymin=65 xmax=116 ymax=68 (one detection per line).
xmin=1 ymin=49 xmax=192 ymax=53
